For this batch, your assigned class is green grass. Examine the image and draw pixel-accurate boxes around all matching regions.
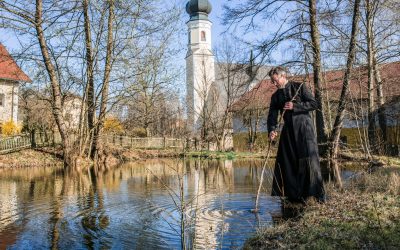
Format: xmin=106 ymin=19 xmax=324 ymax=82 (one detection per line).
xmin=183 ymin=150 xmax=238 ymax=159
xmin=182 ymin=150 xmax=276 ymax=160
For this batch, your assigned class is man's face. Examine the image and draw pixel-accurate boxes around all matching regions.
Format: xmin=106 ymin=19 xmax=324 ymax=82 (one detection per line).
xmin=271 ymin=73 xmax=286 ymax=88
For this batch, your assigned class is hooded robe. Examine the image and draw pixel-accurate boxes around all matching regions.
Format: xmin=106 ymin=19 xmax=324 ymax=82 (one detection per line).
xmin=267 ymin=81 xmax=325 ymax=202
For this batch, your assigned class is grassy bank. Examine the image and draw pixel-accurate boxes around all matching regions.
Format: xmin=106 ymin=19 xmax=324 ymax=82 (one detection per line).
xmin=0 ymin=147 xmax=248 ymax=169
xmin=244 ymin=161 xmax=400 ymax=249
xmin=0 ymin=148 xmax=62 ymax=168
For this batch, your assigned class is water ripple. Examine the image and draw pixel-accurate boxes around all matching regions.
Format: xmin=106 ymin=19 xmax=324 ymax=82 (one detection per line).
xmin=0 ymin=159 xmax=282 ymax=249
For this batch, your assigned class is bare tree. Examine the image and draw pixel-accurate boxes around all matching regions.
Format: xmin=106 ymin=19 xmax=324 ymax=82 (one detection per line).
xmin=365 ymin=0 xmax=377 ymax=153
xmin=120 ymin=27 xmax=182 ymax=137
xmin=0 ymin=0 xmax=182 ymax=168
xmin=91 ymin=0 xmax=114 ymax=162
xmin=207 ymin=40 xmax=250 ymax=150
xmin=19 ymin=88 xmax=56 ymax=135
xmin=223 ymin=0 xmax=330 ymax=150
xmin=329 ymin=0 xmax=362 ymax=188
xmin=82 ymin=0 xmax=96 ymax=157
xmin=34 ymin=0 xmax=77 ymax=166
xmin=362 ymin=0 xmax=399 ymax=152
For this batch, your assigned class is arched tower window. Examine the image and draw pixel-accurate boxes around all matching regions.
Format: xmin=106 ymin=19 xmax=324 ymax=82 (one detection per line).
xmin=188 ymin=31 xmax=191 ymax=44
xmin=201 ymin=31 xmax=206 ymax=42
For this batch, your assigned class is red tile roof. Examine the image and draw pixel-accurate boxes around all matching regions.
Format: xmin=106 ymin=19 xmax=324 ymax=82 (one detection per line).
xmin=0 ymin=43 xmax=32 ymax=82
xmin=229 ymin=79 xmax=275 ymax=112
xmin=230 ymin=61 xmax=400 ymax=112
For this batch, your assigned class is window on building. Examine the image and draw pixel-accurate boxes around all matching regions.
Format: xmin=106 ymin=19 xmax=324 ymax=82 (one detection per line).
xmin=201 ymin=31 xmax=206 ymax=42
xmin=188 ymin=31 xmax=191 ymax=43
xmin=0 ymin=94 xmax=4 ymax=107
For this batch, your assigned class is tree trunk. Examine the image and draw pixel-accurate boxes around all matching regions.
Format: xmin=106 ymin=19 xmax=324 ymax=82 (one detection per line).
xmin=93 ymin=0 xmax=114 ymax=162
xmin=373 ymin=57 xmax=387 ymax=149
xmin=366 ymin=0 xmax=376 ymax=155
xmin=83 ymin=0 xmax=96 ymax=158
xmin=308 ymin=0 xmax=328 ymax=154
xmin=329 ymin=0 xmax=362 ymax=188
xmin=35 ymin=0 xmax=74 ymax=167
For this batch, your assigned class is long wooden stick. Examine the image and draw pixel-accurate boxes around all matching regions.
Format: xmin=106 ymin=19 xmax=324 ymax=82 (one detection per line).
xmin=254 ymin=82 xmax=305 ymax=213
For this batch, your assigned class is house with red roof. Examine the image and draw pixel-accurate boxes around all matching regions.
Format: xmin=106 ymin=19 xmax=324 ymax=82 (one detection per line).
xmin=0 ymin=43 xmax=32 ymax=124
xmin=230 ymin=61 xmax=400 ymax=150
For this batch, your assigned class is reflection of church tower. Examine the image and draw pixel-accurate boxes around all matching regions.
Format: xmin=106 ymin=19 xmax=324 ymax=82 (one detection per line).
xmin=186 ymin=0 xmax=215 ymax=134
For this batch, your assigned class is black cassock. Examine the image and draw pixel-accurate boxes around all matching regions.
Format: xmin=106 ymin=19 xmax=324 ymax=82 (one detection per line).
xmin=267 ymin=81 xmax=325 ymax=202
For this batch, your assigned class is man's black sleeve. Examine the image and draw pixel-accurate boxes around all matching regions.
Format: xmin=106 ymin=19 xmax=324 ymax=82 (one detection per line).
xmin=267 ymin=94 xmax=278 ymax=133
xmin=293 ymin=84 xmax=318 ymax=113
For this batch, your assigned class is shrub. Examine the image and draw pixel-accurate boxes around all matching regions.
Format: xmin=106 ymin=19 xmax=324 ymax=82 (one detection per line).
xmin=103 ymin=117 xmax=124 ymax=135
xmin=0 ymin=120 xmax=22 ymax=136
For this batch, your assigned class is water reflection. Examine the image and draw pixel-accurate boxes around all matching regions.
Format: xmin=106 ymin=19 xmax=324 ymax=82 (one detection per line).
xmin=0 ymin=159 xmax=281 ymax=249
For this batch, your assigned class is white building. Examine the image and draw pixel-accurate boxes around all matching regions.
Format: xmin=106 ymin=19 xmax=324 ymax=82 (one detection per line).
xmin=0 ymin=43 xmax=31 ymax=124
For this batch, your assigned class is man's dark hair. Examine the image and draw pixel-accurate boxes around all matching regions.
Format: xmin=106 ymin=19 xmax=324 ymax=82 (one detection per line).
xmin=268 ymin=66 xmax=288 ymax=78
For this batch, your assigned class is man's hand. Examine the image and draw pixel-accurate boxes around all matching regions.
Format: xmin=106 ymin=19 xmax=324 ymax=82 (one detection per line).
xmin=269 ymin=131 xmax=278 ymax=141
xmin=284 ymin=101 xmax=293 ymax=110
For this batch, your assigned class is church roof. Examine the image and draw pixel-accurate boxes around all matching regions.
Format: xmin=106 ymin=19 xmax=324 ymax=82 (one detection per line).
xmin=0 ymin=43 xmax=32 ymax=82
xmin=186 ymin=0 xmax=212 ymax=21
xmin=229 ymin=61 xmax=400 ymax=112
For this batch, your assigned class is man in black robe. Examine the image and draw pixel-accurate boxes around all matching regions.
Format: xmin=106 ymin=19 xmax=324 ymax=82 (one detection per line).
xmin=267 ymin=67 xmax=325 ymax=202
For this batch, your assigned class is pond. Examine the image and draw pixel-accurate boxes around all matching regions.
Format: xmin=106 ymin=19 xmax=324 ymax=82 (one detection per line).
xmin=0 ymin=159 xmax=284 ymax=249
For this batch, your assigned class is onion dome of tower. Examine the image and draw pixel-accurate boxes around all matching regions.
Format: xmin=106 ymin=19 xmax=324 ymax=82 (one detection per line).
xmin=186 ymin=0 xmax=212 ymax=21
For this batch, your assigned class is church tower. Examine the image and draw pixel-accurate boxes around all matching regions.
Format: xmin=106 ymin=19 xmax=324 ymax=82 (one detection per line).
xmin=186 ymin=0 xmax=215 ymax=134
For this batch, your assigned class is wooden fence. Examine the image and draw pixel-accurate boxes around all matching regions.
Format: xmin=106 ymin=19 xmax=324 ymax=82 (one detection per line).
xmin=0 ymin=133 xmax=188 ymax=154
xmin=0 ymin=134 xmax=31 ymax=154
xmin=102 ymin=135 xmax=218 ymax=151
xmin=0 ymin=133 xmax=59 ymax=154
xmin=102 ymin=135 xmax=185 ymax=149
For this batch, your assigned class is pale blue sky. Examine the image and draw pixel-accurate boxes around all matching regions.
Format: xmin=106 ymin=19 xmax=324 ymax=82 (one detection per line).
xmin=0 ymin=1 xmax=229 ymax=52
xmin=0 ymin=0 xmax=274 ymax=92
xmin=0 ymin=0 xmax=277 ymax=68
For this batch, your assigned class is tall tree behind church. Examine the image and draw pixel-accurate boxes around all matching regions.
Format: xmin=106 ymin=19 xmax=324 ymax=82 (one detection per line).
xmin=202 ymin=40 xmax=249 ymax=150
xmin=223 ymin=0 xmax=329 ymax=149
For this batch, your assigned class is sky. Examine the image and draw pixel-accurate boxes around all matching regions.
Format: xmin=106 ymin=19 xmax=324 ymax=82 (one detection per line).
xmin=0 ymin=0 xmax=270 ymax=97
xmin=0 ymin=1 xmax=229 ymax=53
xmin=0 ymin=0 xmax=294 ymax=69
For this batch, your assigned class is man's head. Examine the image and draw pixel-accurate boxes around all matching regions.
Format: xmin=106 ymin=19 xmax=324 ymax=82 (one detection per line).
xmin=268 ymin=66 xmax=288 ymax=89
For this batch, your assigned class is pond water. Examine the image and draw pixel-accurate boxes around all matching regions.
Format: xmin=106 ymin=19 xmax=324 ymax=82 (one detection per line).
xmin=0 ymin=159 xmax=284 ymax=249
